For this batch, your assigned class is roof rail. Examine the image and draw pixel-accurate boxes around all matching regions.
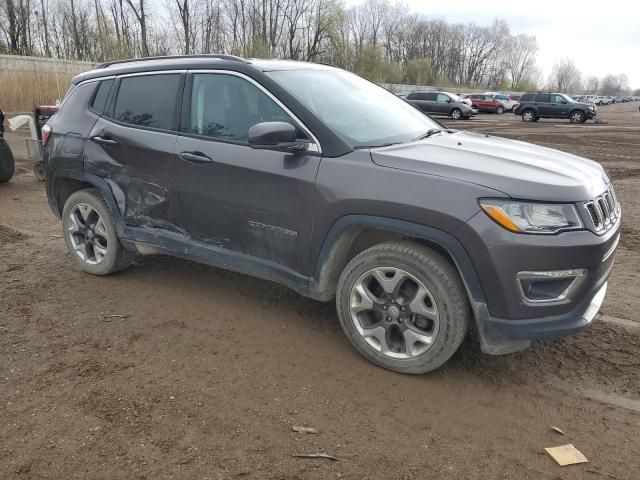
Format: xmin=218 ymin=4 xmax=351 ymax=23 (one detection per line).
xmin=97 ymin=54 xmax=249 ymax=69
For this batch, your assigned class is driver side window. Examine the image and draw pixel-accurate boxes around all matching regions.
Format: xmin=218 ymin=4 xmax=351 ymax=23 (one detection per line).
xmin=185 ymin=73 xmax=301 ymax=143
xmin=436 ymin=94 xmax=450 ymax=103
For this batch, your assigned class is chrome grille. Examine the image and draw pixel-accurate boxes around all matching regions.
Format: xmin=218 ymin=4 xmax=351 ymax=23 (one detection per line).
xmin=584 ymin=186 xmax=620 ymax=233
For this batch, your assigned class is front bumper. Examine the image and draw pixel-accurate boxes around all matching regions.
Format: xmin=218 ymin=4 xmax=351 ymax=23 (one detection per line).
xmin=455 ymin=210 xmax=619 ymax=353
xmin=482 ymin=281 xmax=607 ymax=345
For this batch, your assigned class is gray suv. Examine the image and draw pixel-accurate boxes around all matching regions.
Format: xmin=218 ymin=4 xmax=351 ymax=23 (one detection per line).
xmin=406 ymin=91 xmax=476 ymax=119
xmin=44 ymin=55 xmax=620 ymax=374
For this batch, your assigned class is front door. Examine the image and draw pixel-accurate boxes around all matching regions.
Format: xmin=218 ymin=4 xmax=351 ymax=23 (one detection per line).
xmin=549 ymin=94 xmax=571 ymax=117
xmin=174 ymin=72 xmax=321 ymax=274
xmin=436 ymin=93 xmax=451 ymax=114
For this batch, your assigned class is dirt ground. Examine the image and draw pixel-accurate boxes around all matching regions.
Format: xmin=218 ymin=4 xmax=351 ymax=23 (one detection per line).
xmin=1 ymin=103 xmax=640 ymax=480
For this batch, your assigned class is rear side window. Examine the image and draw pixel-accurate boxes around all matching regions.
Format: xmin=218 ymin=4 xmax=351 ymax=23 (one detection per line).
xmin=520 ymin=93 xmax=534 ymax=102
xmin=91 ymin=79 xmax=114 ymax=113
xmin=534 ymin=93 xmax=550 ymax=103
xmin=114 ymin=74 xmax=180 ymax=130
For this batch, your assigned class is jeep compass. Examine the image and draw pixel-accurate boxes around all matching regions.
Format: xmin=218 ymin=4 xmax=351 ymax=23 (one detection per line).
xmin=43 ymin=55 xmax=620 ymax=374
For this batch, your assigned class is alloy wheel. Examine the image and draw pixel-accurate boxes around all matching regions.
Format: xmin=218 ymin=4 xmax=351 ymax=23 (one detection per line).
xmin=451 ymin=109 xmax=462 ymax=120
xmin=349 ymin=267 xmax=440 ymax=359
xmin=67 ymin=203 xmax=109 ymax=265
xmin=571 ymin=111 xmax=584 ymax=123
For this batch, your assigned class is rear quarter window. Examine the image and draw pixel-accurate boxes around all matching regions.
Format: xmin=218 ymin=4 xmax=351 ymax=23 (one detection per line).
xmin=90 ymin=79 xmax=114 ymax=114
xmin=519 ymin=94 xmax=534 ymax=102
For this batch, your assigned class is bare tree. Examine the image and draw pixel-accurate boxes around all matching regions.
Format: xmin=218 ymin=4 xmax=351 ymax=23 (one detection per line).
xmin=505 ymin=34 xmax=537 ymax=90
xmin=124 ymin=0 xmax=149 ymax=56
xmin=549 ymin=58 xmax=581 ymax=92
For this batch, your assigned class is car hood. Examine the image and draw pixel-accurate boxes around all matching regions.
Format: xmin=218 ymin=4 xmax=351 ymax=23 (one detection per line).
xmin=370 ymin=131 xmax=608 ymax=202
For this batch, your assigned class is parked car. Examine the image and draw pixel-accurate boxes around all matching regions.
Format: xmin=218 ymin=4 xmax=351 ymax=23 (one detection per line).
xmin=583 ymin=95 xmax=598 ymax=105
xmin=0 ymin=108 xmax=15 ymax=183
xmin=44 ymin=55 xmax=620 ymax=374
xmin=485 ymin=92 xmax=518 ymax=111
xmin=465 ymin=94 xmax=506 ymax=114
xmin=513 ymin=92 xmax=597 ymax=123
xmin=406 ymin=91 xmax=477 ymax=119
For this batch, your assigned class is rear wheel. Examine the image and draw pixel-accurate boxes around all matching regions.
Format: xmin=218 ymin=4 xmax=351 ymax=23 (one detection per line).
xmin=569 ymin=110 xmax=586 ymax=124
xmin=522 ymin=109 xmax=536 ymax=122
xmin=336 ymin=242 xmax=469 ymax=374
xmin=450 ymin=108 xmax=462 ymax=120
xmin=62 ymin=189 xmax=135 ymax=275
xmin=0 ymin=142 xmax=15 ymax=183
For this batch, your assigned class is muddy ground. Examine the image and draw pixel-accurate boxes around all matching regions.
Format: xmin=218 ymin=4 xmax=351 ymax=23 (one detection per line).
xmin=1 ymin=103 xmax=639 ymax=479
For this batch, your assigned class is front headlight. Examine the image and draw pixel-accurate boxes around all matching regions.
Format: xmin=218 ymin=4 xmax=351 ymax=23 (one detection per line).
xmin=479 ymin=199 xmax=583 ymax=234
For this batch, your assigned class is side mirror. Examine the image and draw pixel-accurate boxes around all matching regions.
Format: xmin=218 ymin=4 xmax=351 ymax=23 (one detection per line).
xmin=248 ymin=122 xmax=309 ymax=152
xmin=446 ymin=99 xmax=452 ymax=103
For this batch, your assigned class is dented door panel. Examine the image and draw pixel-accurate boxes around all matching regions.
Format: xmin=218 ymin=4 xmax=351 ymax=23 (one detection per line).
xmin=85 ymin=117 xmax=181 ymax=231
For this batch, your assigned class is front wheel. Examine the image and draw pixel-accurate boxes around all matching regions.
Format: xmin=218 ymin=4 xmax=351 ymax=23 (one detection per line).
xmin=62 ymin=189 xmax=135 ymax=275
xmin=450 ymin=108 xmax=462 ymax=120
xmin=336 ymin=242 xmax=470 ymax=374
xmin=569 ymin=110 xmax=586 ymax=124
xmin=496 ymin=105 xmax=505 ymax=115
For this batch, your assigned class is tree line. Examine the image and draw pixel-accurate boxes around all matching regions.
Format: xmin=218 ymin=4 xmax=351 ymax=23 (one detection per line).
xmin=0 ymin=0 xmax=635 ymax=94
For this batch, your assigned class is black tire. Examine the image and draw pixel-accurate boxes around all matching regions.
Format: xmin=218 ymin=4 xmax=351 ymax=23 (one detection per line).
xmin=0 ymin=142 xmax=15 ymax=183
xmin=496 ymin=105 xmax=505 ymax=115
xmin=450 ymin=108 xmax=463 ymax=120
xmin=521 ymin=109 xmax=536 ymax=122
xmin=336 ymin=241 xmax=470 ymax=374
xmin=62 ymin=188 xmax=135 ymax=275
xmin=569 ymin=110 xmax=586 ymax=124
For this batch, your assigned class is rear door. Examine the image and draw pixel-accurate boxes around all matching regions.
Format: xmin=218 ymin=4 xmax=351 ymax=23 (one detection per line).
xmin=173 ymin=71 xmax=321 ymax=273
xmin=534 ymin=93 xmax=552 ymax=116
xmin=86 ymin=72 xmax=184 ymax=230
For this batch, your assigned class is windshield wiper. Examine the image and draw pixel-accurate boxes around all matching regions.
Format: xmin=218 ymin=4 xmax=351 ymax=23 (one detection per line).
xmin=413 ymin=128 xmax=443 ymax=141
xmin=353 ymin=142 xmax=402 ymax=150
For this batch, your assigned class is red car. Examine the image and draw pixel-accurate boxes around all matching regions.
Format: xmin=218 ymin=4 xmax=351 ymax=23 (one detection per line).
xmin=464 ymin=94 xmax=506 ymax=114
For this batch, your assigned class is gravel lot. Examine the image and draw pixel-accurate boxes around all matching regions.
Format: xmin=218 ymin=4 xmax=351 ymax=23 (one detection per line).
xmin=1 ymin=103 xmax=639 ymax=479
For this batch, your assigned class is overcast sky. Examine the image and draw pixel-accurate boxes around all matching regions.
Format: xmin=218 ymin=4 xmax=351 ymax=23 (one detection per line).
xmin=350 ymin=0 xmax=640 ymax=89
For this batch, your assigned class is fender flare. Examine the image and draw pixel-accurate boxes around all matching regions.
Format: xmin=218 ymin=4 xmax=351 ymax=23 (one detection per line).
xmin=312 ymin=215 xmax=486 ymax=305
xmin=48 ymin=169 xmax=126 ymax=234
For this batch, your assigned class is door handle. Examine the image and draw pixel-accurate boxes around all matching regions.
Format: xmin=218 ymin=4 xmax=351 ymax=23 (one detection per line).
xmin=91 ymin=135 xmax=118 ymax=145
xmin=180 ymin=151 xmax=213 ymax=164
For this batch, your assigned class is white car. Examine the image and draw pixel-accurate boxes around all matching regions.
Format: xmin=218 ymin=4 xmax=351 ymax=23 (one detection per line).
xmin=485 ymin=92 xmax=518 ymax=111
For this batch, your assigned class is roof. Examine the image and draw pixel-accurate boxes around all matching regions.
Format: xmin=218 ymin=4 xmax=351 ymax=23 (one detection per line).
xmin=72 ymin=55 xmax=335 ymax=84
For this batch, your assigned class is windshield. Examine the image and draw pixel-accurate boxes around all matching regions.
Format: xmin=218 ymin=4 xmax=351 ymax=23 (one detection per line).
xmin=266 ymin=69 xmax=440 ymax=148
xmin=561 ymin=94 xmax=576 ymax=103
xmin=447 ymin=92 xmax=462 ymax=102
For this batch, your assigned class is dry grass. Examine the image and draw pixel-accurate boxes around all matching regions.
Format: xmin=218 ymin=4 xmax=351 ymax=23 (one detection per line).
xmin=0 ymin=70 xmax=76 ymax=112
